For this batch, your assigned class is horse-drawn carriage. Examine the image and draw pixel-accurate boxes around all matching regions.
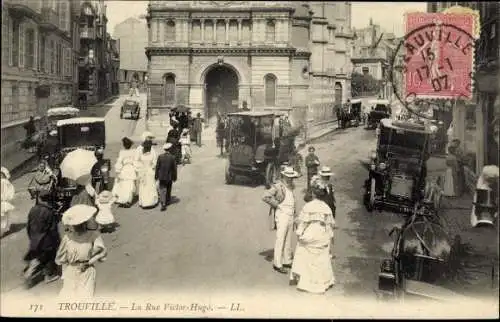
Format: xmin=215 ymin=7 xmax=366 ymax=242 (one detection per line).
xmin=364 ymin=119 xmax=435 ymax=215
xmin=337 ymin=99 xmax=363 ymax=129
xmin=366 ymin=99 xmax=392 ymax=129
xmin=225 ymin=111 xmax=302 ymax=188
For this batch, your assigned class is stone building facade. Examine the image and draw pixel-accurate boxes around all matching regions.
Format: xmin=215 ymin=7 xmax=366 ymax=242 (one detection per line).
xmin=145 ymin=1 xmax=354 ymax=126
xmin=428 ymin=2 xmax=499 ymax=189
xmin=113 ymin=17 xmax=148 ymax=94
xmin=1 ymin=0 xmax=79 ymax=158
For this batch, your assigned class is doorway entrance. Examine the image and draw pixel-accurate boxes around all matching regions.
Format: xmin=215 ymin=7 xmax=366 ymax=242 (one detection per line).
xmin=205 ymin=65 xmax=239 ymax=125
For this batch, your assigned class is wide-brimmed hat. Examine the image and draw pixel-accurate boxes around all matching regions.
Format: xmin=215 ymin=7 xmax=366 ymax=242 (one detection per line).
xmin=163 ymin=143 xmax=173 ymax=150
xmin=141 ymin=131 xmax=155 ymax=141
xmin=319 ymin=166 xmax=334 ymax=177
xmin=281 ymin=166 xmax=299 ymax=178
xmin=98 ymin=190 xmax=113 ymax=203
xmin=62 ymin=204 xmax=97 ymax=226
xmin=1 ymin=167 xmax=11 ymax=179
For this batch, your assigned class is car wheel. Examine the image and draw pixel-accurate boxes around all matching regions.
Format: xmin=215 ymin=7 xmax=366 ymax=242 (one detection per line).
xmin=265 ymin=162 xmax=277 ymax=189
xmin=225 ymin=159 xmax=235 ymax=184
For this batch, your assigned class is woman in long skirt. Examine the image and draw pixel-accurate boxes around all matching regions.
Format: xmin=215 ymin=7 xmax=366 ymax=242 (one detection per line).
xmin=290 ymin=178 xmax=335 ymax=294
xmin=56 ymin=205 xmax=107 ymax=298
xmin=1 ymin=167 xmax=15 ymax=236
xmin=134 ymin=139 xmax=158 ymax=208
xmin=112 ymin=137 xmax=137 ymax=207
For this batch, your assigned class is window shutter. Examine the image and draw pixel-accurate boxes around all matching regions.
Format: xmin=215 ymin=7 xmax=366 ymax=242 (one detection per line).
xmin=33 ymin=28 xmax=38 ymax=70
xmin=19 ymin=23 xmax=25 ymax=68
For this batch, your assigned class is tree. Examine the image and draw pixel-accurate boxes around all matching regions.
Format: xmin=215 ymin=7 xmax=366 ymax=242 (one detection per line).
xmin=351 ymin=72 xmax=382 ymax=97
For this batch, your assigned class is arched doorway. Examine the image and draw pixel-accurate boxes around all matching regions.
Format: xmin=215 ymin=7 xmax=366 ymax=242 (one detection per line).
xmin=205 ymin=65 xmax=239 ymax=125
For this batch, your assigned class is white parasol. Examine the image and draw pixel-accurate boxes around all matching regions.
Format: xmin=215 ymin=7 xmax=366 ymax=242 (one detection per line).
xmin=59 ymin=149 xmax=97 ymax=182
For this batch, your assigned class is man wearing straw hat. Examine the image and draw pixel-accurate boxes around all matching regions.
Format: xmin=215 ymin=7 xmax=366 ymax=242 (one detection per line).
xmin=262 ymin=165 xmax=299 ymax=274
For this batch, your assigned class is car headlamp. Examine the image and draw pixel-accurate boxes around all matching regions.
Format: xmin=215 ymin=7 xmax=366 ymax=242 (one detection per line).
xmin=379 ymin=162 xmax=386 ymax=170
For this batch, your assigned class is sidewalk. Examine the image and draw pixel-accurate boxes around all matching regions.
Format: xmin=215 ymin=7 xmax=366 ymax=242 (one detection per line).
xmin=427 ymin=156 xmax=499 ymax=299
xmin=1 ymin=95 xmax=118 ymax=179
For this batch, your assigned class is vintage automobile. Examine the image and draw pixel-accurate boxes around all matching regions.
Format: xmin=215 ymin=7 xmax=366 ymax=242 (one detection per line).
xmin=52 ymin=117 xmax=110 ymax=203
xmin=375 ymin=203 xmax=467 ymax=302
xmin=225 ymin=111 xmax=301 ymax=188
xmin=364 ymin=118 xmax=433 ymax=214
xmin=337 ymin=99 xmax=362 ymax=129
xmin=120 ymin=99 xmax=140 ymax=120
xmin=366 ymin=99 xmax=392 ymax=129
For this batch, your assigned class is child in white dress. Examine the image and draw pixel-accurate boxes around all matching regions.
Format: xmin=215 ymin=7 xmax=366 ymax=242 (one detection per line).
xmin=95 ymin=190 xmax=117 ymax=233
xmin=180 ymin=128 xmax=192 ymax=164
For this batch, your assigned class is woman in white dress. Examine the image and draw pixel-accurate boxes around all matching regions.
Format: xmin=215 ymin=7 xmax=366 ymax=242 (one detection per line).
xmin=134 ymin=136 xmax=159 ymax=208
xmin=56 ymin=205 xmax=107 ymax=298
xmin=112 ymin=137 xmax=137 ymax=207
xmin=290 ymin=178 xmax=335 ymax=294
xmin=95 ymin=190 xmax=117 ymax=233
xmin=1 ymin=167 xmax=15 ymax=237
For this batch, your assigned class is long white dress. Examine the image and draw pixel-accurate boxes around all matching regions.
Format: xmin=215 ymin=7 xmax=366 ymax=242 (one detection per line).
xmin=291 ymin=199 xmax=336 ymax=294
xmin=1 ymin=178 xmax=15 ymax=236
xmin=95 ymin=197 xmax=116 ymax=225
xmin=134 ymin=146 xmax=159 ymax=208
xmin=55 ymin=231 xmax=106 ymax=298
xmin=112 ymin=149 xmax=137 ymax=204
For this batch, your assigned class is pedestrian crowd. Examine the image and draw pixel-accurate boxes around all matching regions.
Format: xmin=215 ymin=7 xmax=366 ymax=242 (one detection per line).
xmin=262 ymin=147 xmax=338 ymax=294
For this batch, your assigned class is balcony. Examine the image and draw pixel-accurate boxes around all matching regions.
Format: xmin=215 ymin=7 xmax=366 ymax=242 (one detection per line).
xmin=39 ymin=7 xmax=59 ymax=32
xmin=80 ymin=28 xmax=96 ymax=40
xmin=78 ymin=56 xmax=96 ymax=69
xmin=6 ymin=0 xmax=41 ymax=20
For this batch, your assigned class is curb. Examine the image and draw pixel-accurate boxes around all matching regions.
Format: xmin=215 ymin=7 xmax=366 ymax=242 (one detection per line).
xmin=297 ymin=125 xmax=338 ymax=151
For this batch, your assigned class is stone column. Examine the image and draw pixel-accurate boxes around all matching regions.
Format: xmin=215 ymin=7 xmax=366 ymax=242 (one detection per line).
xmin=225 ymin=19 xmax=229 ymax=44
xmin=201 ymin=19 xmax=205 ymax=43
xmin=213 ymin=19 xmax=217 ymax=43
xmin=237 ymin=19 xmax=242 ymax=43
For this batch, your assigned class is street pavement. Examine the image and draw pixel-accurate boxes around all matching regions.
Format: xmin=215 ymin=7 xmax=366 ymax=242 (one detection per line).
xmin=1 ymin=100 xmax=497 ymax=317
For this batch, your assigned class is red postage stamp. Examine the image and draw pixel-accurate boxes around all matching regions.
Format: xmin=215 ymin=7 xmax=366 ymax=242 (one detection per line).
xmin=403 ymin=10 xmax=479 ymax=100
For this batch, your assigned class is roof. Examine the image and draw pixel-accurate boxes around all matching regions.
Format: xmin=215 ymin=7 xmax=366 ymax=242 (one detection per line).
xmin=369 ymin=99 xmax=390 ymax=105
xmin=57 ymin=117 xmax=106 ymax=127
xmin=380 ymin=118 xmax=432 ymax=134
xmin=350 ymin=99 xmax=363 ymax=104
xmin=47 ymin=107 xmax=80 ymax=116
xmin=227 ymin=111 xmax=275 ymax=117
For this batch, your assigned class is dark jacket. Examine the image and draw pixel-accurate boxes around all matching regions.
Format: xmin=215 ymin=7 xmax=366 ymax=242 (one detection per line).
xmin=155 ymin=152 xmax=177 ymax=182
xmin=305 ymin=153 xmax=320 ymax=175
xmin=166 ymin=128 xmax=180 ymax=144
xmin=193 ymin=117 xmax=203 ymax=133
xmin=24 ymin=202 xmax=60 ymax=261
xmin=320 ymin=183 xmax=336 ymax=217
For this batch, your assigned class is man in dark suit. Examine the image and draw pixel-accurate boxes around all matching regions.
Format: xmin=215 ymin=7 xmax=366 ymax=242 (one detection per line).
xmin=317 ymin=166 xmax=336 ymax=218
xmin=155 ymin=143 xmax=178 ymax=211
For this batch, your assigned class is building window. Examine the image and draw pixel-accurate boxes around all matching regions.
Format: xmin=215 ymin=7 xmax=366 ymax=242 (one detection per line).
xmin=266 ymin=20 xmax=275 ymax=42
xmin=205 ymin=20 xmax=214 ymax=42
xmin=155 ymin=19 xmax=160 ymax=42
xmin=59 ymin=1 xmax=70 ymax=32
xmin=165 ymin=20 xmax=175 ymax=41
xmin=3 ymin=14 xmax=11 ymax=66
xmin=39 ymin=35 xmax=46 ymax=72
xmin=50 ymin=40 xmax=55 ymax=74
xmin=264 ymin=74 xmax=277 ymax=106
xmin=19 ymin=23 xmax=25 ymax=67
xmin=12 ymin=21 xmax=20 ymax=67
xmin=25 ymin=28 xmax=35 ymax=69
xmin=57 ymin=43 xmax=62 ymax=75
xmin=12 ymin=84 xmax=19 ymax=112
xmin=163 ymin=74 xmax=176 ymax=106
xmin=64 ymin=47 xmax=71 ymax=77
xmin=191 ymin=20 xmax=201 ymax=41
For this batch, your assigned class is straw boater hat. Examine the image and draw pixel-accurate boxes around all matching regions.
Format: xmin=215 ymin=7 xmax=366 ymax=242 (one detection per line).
xmin=1 ymin=167 xmax=11 ymax=180
xmin=98 ymin=190 xmax=113 ymax=203
xmin=281 ymin=166 xmax=299 ymax=178
xmin=141 ymin=131 xmax=155 ymax=141
xmin=319 ymin=166 xmax=334 ymax=177
xmin=62 ymin=204 xmax=97 ymax=226
xmin=163 ymin=143 xmax=173 ymax=150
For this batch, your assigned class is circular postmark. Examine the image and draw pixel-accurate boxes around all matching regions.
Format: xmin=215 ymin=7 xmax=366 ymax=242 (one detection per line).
xmin=389 ymin=17 xmax=487 ymax=119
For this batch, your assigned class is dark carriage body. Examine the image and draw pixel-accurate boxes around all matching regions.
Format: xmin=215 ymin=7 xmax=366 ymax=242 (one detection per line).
xmin=120 ymin=99 xmax=140 ymax=120
xmin=367 ymin=100 xmax=391 ymax=129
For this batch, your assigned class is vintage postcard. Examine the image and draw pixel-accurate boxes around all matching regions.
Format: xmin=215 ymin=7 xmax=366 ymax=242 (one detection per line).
xmin=1 ymin=0 xmax=498 ymax=318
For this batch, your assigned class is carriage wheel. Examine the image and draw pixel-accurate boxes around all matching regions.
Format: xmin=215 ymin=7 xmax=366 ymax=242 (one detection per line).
xmin=366 ymin=178 xmax=376 ymax=212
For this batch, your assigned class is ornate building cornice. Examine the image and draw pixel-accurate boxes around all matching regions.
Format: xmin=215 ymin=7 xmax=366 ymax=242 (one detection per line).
xmin=145 ymin=46 xmax=298 ymax=58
